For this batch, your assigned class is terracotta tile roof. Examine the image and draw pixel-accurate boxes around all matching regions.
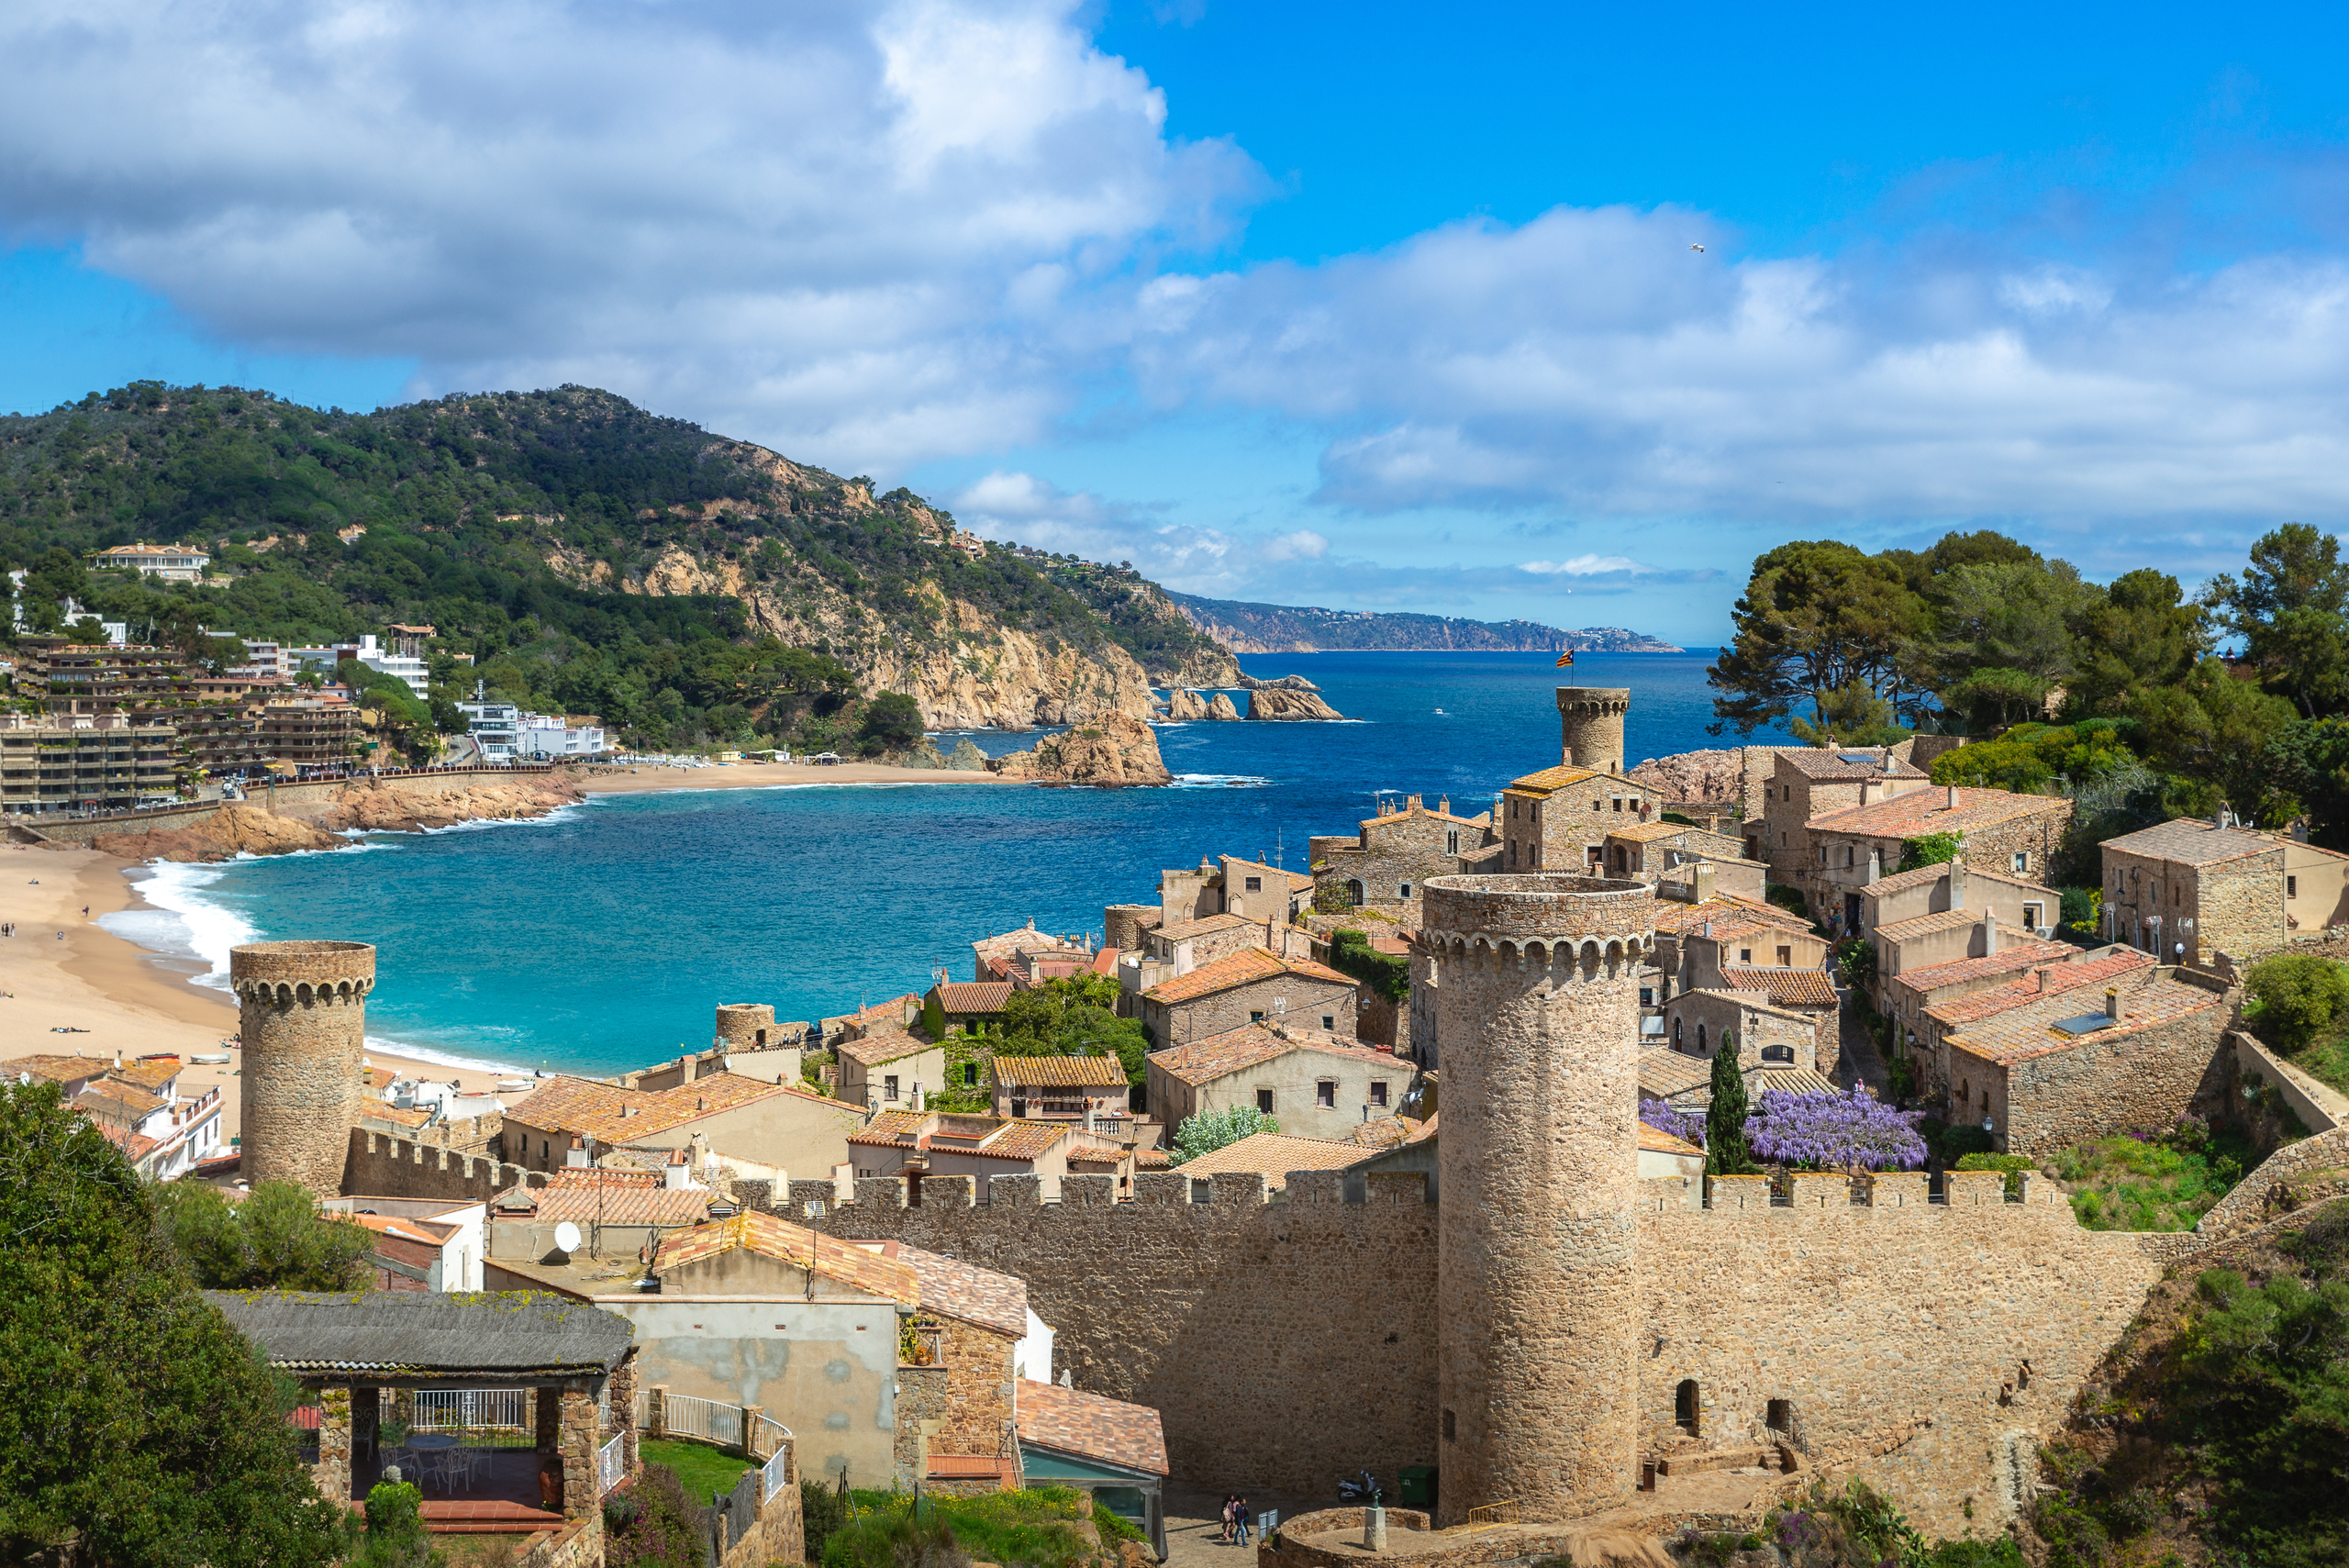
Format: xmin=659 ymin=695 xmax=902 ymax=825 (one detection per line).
xmin=1809 ymin=784 xmax=2065 ymax=839
xmin=489 ymin=1180 xmax=717 ymax=1229
xmin=1018 ymin=1380 xmax=1169 ymax=1476
xmin=1652 ymin=896 xmax=1811 ymax=937
xmin=1694 ymin=915 xmax=1801 ymax=947
xmin=933 ymin=982 xmax=1014 ymax=1014
xmin=364 ymin=1066 xmax=399 ymax=1093
xmin=1155 ymin=912 xmax=1257 ymax=941
xmin=928 ymin=1455 xmax=1017 ymax=1480
xmin=1865 ymin=861 xmax=2050 ymax=899
xmin=1147 ymin=1023 xmax=1401 ymax=1087
xmin=989 ymin=1055 xmax=1128 ymax=1088
xmin=1344 ymin=1115 xmax=1424 ymax=1150
xmin=1136 ymin=1148 xmax=1172 ymax=1169
xmin=848 ymin=1113 xmax=1087 ymax=1163
xmin=1745 ymin=1067 xmax=1843 ymax=1098
xmin=832 ymin=994 xmax=922 ymax=1030
xmin=654 ymin=1211 xmax=920 ymax=1305
xmin=1638 ymin=1123 xmax=1704 ymax=1157
xmin=1946 ymin=969 xmax=2230 ymax=1066
xmin=850 ymin=1240 xmax=1027 ymax=1338
xmin=1720 ymin=968 xmax=1838 ymax=1008
xmin=1893 ymin=940 xmax=2079 ymax=995
xmin=1637 ymin=1049 xmax=1714 ymax=1100
xmin=1776 ymin=749 xmax=1927 ymax=781
xmin=346 ymin=1211 xmax=459 ymax=1247
xmin=110 ymin=1057 xmax=182 ymax=1093
xmin=1928 ymin=951 xmax=2157 ymax=1029
xmin=834 ymin=1028 xmax=940 ymax=1067
xmin=362 ymin=1097 xmax=434 ymax=1129
xmin=73 ymin=1080 xmax=164 ymax=1119
xmin=1139 ymin=947 xmax=1355 ymax=1006
xmin=1504 ymin=763 xmax=1600 ymax=795
xmin=4 ymin=1053 xmax=114 ymax=1086
xmin=1089 ymin=947 xmax=1120 ymax=975
xmin=2101 ymin=817 xmax=2282 ymax=866
xmin=1875 ymin=908 xmax=2033 ymax=946
xmin=1174 ymin=1130 xmax=1365 ymax=1184
xmin=507 ymin=1071 xmax=836 ymax=1145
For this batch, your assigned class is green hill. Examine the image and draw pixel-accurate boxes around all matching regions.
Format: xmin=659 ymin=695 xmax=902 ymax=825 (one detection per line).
xmin=1168 ymin=592 xmax=1679 ymax=654
xmin=0 ymin=383 xmax=1232 ymax=750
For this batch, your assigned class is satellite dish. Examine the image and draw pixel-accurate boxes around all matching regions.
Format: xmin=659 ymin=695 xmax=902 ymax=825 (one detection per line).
xmin=553 ymin=1221 xmax=582 ymax=1253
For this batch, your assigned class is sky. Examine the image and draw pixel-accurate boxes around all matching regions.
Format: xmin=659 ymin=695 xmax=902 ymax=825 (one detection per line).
xmin=6 ymin=2 xmax=2349 ymax=644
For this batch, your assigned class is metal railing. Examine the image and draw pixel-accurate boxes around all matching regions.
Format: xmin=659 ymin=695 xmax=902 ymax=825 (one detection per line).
xmin=599 ymin=1430 xmax=628 ymax=1496
xmin=760 ymin=1422 xmax=795 ymax=1501
xmin=411 ymin=1388 xmax=533 ymax=1447
xmin=634 ymin=1388 xmax=651 ymax=1428
xmin=663 ymin=1394 xmax=743 ymax=1449
xmin=1464 ymin=1500 xmax=1520 ymax=1526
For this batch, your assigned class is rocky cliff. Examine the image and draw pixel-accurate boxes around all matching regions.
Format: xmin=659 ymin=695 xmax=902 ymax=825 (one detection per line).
xmin=1245 ymin=687 xmax=1346 ymax=720
xmin=986 ymin=713 xmax=1174 ymax=786
xmin=1170 ymin=593 xmax=1681 ymax=654
xmin=93 ymin=804 xmax=342 ymax=862
xmin=90 ymin=776 xmax=587 ymax=862
xmin=1627 ymin=748 xmax=1747 ymax=806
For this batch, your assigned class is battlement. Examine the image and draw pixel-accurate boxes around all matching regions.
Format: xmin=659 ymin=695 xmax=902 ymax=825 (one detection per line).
xmin=1421 ymin=874 xmax=1655 ymax=963
xmin=759 ymin=1167 xmax=1437 ymax=1219
xmin=229 ymin=939 xmax=375 ymax=1004
xmin=342 ymin=1128 xmax=545 ymax=1204
xmin=1555 ymin=687 xmax=1632 ymax=716
xmin=1641 ymin=1168 xmax=2075 ymax=1217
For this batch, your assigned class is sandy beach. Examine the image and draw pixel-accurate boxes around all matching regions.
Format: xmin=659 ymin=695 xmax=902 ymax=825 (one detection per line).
xmin=574 ymin=758 xmax=1017 ymax=794
xmin=0 ymin=841 xmax=528 ymax=1144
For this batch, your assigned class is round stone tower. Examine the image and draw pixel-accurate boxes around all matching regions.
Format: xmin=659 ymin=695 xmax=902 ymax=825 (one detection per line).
xmin=1421 ymin=873 xmax=1654 ymax=1523
xmin=715 ymin=1002 xmax=777 ymax=1050
xmin=230 ymin=940 xmax=376 ymax=1195
xmin=1557 ymin=687 xmax=1631 ymax=773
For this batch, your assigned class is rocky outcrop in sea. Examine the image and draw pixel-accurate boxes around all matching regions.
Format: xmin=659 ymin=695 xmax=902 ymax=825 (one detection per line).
xmin=1245 ymin=687 xmax=1346 ymax=720
xmin=90 ymin=774 xmax=589 ymax=862
xmin=986 ymin=713 xmax=1174 ymax=785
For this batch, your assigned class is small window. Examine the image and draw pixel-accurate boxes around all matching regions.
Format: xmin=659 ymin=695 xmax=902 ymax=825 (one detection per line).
xmin=963 ymin=1062 xmax=978 ymax=1086
xmin=1612 ymin=797 xmax=1622 ymax=812
xmin=885 ymin=1074 xmax=899 ymax=1100
xmin=1317 ymin=1080 xmax=1336 ymax=1108
xmin=1640 ymin=986 xmax=1654 ymax=1006
xmin=2012 ymin=851 xmax=2029 ymax=873
xmin=1398 ymin=883 xmax=1412 ymax=899
xmin=1698 ymin=1023 xmax=1708 ymax=1053
xmin=1776 ymin=945 xmax=1792 ymax=967
xmin=2021 ymin=903 xmax=2043 ymax=931
xmin=1011 ymin=1097 xmax=1028 ymax=1118
xmin=1674 ymin=1018 xmax=1684 ymax=1046
xmin=1250 ymin=1009 xmax=1265 ymax=1023
xmin=1321 ymin=1015 xmax=1336 ymax=1029
xmin=1675 ymin=1379 xmax=1700 ymax=1434
xmin=1766 ymin=1399 xmax=1791 ymax=1433
xmin=1370 ymin=1082 xmax=1388 ymax=1107
xmin=1245 ymin=876 xmax=1263 ymax=892
xmin=1739 ymin=948 xmax=1753 ymax=964
xmin=1446 ymin=829 xmax=1460 ymax=855
xmin=1257 ymin=1088 xmax=1275 ymax=1114
xmin=2289 ymin=875 xmax=2299 ymax=898
xmin=1442 ymin=1408 xmax=1456 ymax=1441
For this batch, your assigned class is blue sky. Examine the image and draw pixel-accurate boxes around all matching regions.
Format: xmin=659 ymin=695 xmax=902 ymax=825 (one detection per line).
xmin=5 ymin=1 xmax=2348 ymax=643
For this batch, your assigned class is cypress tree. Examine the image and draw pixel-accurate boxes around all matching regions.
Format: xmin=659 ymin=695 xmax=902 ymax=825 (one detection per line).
xmin=1706 ymin=1029 xmax=1755 ymax=1175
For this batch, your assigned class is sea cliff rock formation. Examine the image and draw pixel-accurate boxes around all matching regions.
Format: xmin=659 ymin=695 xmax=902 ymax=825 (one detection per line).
xmin=89 ymin=775 xmax=588 ymax=862
xmin=1207 ymin=693 xmax=1243 ymax=720
xmin=1245 ymin=687 xmax=1346 ymax=720
xmin=1627 ymin=748 xmax=1746 ymax=806
xmin=316 ymin=775 xmax=586 ymax=833
xmin=899 ymin=739 xmax=989 ymax=771
xmin=1163 ymin=688 xmax=1209 ymax=720
xmin=93 ymin=804 xmax=341 ymax=862
xmin=1171 ymin=592 xmax=1681 ymax=653
xmin=1239 ymin=673 xmax=1323 ymax=692
xmin=986 ymin=713 xmax=1173 ymax=785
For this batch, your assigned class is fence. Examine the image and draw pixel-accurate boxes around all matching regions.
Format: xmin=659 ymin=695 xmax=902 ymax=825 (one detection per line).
xmin=663 ymin=1394 xmax=744 ymax=1450
xmin=762 ymin=1436 xmax=793 ymax=1501
xmin=599 ymin=1430 xmax=628 ymax=1496
xmin=411 ymin=1388 xmax=534 ymax=1448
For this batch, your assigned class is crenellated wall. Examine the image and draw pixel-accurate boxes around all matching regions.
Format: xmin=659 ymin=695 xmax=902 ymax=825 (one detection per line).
xmin=342 ymin=1129 xmax=547 ymax=1202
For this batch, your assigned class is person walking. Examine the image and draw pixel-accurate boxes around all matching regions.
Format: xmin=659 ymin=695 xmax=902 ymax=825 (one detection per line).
xmin=1217 ymin=1496 xmax=1236 ymax=1543
xmin=1233 ymin=1499 xmax=1252 ymax=1548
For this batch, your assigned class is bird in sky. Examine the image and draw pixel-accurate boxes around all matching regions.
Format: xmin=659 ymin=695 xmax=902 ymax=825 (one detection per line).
xmin=1690 ymin=243 xmax=1706 ymax=252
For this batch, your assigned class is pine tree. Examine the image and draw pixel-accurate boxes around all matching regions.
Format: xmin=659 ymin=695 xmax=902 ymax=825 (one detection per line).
xmin=1705 ymin=1030 xmax=1755 ymax=1175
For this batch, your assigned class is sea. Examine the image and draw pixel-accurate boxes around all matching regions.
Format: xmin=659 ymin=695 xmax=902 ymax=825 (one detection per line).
xmin=102 ymin=651 xmax=1787 ymax=1080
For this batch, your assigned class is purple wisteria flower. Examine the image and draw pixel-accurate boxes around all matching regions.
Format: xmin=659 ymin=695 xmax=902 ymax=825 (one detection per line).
xmin=1639 ymin=1097 xmax=1706 ymax=1149
xmin=1743 ymin=1085 xmax=1927 ymax=1172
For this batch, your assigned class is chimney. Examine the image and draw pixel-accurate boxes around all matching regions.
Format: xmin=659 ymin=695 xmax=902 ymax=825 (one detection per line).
xmin=1692 ymin=862 xmax=1716 ymax=905
xmin=1981 ymin=910 xmax=1997 ymax=956
xmin=1946 ymin=784 xmax=1959 ymax=809
xmin=1948 ymin=861 xmax=1966 ymax=910
xmin=2106 ymin=987 xmax=2123 ymax=1023
xmin=1438 ymin=795 xmax=1451 ymax=815
xmin=2036 ymin=968 xmax=2051 ymax=993
xmin=1865 ymin=848 xmax=1881 ymax=884
xmin=1859 ymin=781 xmax=1874 ymax=806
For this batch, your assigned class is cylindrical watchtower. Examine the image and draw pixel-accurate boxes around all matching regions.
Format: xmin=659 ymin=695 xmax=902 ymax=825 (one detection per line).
xmin=230 ymin=940 xmax=376 ymax=1195
xmin=715 ymin=1003 xmax=776 ymax=1050
xmin=1422 ymin=874 xmax=1653 ymax=1523
xmin=1557 ymin=687 xmax=1631 ymax=773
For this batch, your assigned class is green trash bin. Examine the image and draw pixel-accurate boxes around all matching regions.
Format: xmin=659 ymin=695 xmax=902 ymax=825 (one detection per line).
xmin=1397 ymin=1465 xmax=1437 ymax=1509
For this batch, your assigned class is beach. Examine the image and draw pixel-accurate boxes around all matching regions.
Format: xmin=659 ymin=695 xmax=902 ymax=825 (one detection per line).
xmin=574 ymin=758 xmax=1018 ymax=794
xmin=0 ymin=840 xmax=529 ymax=1141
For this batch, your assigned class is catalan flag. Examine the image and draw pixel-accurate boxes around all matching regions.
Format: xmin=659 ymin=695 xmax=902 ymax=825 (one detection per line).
xmin=1554 ymin=650 xmax=1575 ymax=667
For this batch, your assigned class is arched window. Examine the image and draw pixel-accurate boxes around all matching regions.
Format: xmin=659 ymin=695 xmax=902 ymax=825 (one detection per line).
xmin=1345 ymin=879 xmax=1364 ymax=907
xmin=1762 ymin=1042 xmax=1794 ymax=1063
xmin=1675 ymin=1379 xmax=1700 ymax=1434
xmin=1697 ymin=1023 xmax=1708 ymax=1054
xmin=1673 ymin=1017 xmax=1684 ymax=1048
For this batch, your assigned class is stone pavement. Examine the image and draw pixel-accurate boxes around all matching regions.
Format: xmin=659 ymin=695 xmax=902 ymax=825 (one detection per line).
xmin=1165 ymin=1483 xmax=1330 ymax=1568
xmin=1832 ymin=984 xmax=1891 ymax=1097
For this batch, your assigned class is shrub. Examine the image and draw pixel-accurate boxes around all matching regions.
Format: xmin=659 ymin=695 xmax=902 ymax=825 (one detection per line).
xmin=1833 ymin=937 xmax=1876 ymax=991
xmin=1639 ymin=1097 xmax=1706 ymax=1148
xmin=802 ymin=1480 xmax=852 ymax=1563
xmin=607 ymin=1463 xmax=708 ymax=1568
xmin=1329 ymin=928 xmax=1409 ymax=1004
xmin=2243 ymin=952 xmax=2349 ymax=1051
xmin=857 ymin=692 xmax=925 ymax=751
xmin=1901 ymin=831 xmax=1966 ymax=872
xmin=1172 ymin=1105 xmax=1277 ymax=1163
xmin=351 ymin=1480 xmax=432 ymax=1568
xmin=1956 ymin=1151 xmax=2036 ymax=1197
xmin=1745 ymin=1086 xmax=1928 ymax=1172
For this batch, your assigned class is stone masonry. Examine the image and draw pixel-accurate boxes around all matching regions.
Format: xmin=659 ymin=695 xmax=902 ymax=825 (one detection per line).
xmin=232 ymin=940 xmax=375 ymax=1195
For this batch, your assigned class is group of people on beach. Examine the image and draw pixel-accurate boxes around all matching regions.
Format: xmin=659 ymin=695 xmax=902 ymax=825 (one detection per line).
xmin=1216 ymin=1496 xmax=1256 ymax=1546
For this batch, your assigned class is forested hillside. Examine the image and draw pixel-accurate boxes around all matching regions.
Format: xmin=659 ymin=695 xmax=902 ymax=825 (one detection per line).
xmin=1707 ymin=528 xmax=2349 ymax=851
xmin=1170 ymin=592 xmax=1680 ymax=653
xmin=0 ymin=382 xmax=1235 ymax=749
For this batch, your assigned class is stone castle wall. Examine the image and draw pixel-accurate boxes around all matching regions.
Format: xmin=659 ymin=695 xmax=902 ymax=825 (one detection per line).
xmin=343 ymin=1129 xmax=548 ymax=1202
xmin=766 ymin=1165 xmax=2160 ymax=1536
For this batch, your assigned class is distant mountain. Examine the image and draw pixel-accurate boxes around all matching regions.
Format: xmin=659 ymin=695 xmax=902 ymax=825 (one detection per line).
xmin=1168 ymin=594 xmax=1682 ymax=655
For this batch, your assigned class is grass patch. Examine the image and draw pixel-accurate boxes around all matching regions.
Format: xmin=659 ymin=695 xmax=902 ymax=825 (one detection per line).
xmin=2053 ymin=1124 xmax=2254 ymax=1231
xmin=638 ymin=1437 xmax=753 ymax=1502
xmin=2285 ymin=1018 xmax=2349 ymax=1099
xmin=820 ymin=1486 xmax=1107 ymax=1568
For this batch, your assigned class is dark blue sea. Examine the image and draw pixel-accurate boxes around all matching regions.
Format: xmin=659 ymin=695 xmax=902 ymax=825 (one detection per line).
xmin=106 ymin=651 xmax=1785 ymax=1077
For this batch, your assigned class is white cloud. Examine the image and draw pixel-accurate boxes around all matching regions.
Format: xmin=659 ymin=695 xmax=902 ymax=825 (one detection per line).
xmin=1520 ymin=555 xmax=1648 ymax=575
xmin=1263 ymin=529 xmax=1328 ymax=561
xmin=0 ymin=0 xmax=1258 ymax=472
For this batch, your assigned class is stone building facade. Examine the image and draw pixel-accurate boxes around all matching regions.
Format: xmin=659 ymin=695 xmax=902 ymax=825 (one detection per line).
xmin=1137 ymin=947 xmax=1357 ymax=1051
xmin=1746 ymin=748 xmax=1931 ymax=882
xmin=1598 ymin=820 xmax=1751 ymax=881
xmin=1309 ymin=794 xmax=1500 ymax=920
xmin=1497 ymin=763 xmax=1660 ymax=873
xmin=1145 ymin=1021 xmax=1412 ymax=1133
xmin=1803 ymin=786 xmax=2073 ymax=938
xmin=232 ymin=940 xmax=375 ymax=1195
xmin=2101 ymin=817 xmax=2288 ymax=963
xmin=1659 ymin=987 xmax=1820 ymax=1072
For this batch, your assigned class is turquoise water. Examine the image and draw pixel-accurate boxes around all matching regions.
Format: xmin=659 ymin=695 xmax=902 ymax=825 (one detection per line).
xmin=110 ymin=651 xmax=1783 ymax=1077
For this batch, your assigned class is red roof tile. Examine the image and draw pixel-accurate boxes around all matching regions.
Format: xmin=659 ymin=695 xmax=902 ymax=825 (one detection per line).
xmin=1140 ymin=947 xmax=1354 ymax=1006
xmin=933 ymin=982 xmax=1014 ymax=1014
xmin=989 ymin=1055 xmax=1127 ymax=1089
xmin=1719 ymin=968 xmax=1838 ymax=1008
xmin=1017 ymin=1381 xmax=1168 ymax=1475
